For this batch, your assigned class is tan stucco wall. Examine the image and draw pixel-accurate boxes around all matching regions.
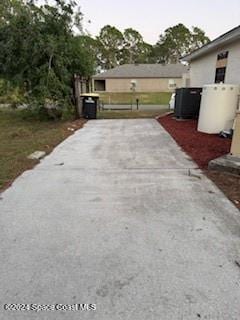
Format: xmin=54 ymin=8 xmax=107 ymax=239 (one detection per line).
xmin=103 ymin=78 xmax=183 ymax=92
xmin=189 ymin=41 xmax=240 ymax=87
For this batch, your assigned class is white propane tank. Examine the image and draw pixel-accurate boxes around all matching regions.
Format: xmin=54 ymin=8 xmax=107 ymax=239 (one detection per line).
xmin=197 ymin=84 xmax=240 ymax=134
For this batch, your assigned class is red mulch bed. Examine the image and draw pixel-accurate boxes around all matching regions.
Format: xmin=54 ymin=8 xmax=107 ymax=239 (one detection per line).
xmin=158 ymin=114 xmax=231 ymax=169
xmin=158 ymin=114 xmax=240 ymax=210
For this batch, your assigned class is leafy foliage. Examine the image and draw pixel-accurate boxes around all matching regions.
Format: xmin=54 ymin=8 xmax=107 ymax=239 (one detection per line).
xmin=96 ymin=25 xmax=154 ymax=69
xmin=122 ymin=28 xmax=152 ymax=64
xmin=93 ymin=23 xmax=210 ymax=69
xmin=152 ymin=24 xmax=210 ymax=63
xmin=0 ymin=0 xmax=94 ymax=110
xmin=97 ymin=25 xmax=124 ymax=69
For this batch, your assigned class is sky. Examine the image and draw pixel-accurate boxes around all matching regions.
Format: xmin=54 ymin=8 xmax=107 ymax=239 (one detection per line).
xmin=78 ymin=0 xmax=240 ymax=44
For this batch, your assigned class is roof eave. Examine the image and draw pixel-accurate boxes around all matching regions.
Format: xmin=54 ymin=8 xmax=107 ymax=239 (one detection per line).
xmin=93 ymin=76 xmax=184 ymax=79
xmin=182 ymin=26 xmax=240 ymax=62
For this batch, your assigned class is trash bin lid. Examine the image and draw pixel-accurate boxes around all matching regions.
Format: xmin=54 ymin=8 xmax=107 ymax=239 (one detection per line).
xmin=81 ymin=93 xmax=99 ymax=98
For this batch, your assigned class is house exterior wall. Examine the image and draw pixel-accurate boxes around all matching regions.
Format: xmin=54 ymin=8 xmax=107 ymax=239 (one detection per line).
xmin=231 ymin=111 xmax=240 ymax=156
xmin=102 ymin=78 xmax=183 ymax=92
xmin=189 ymin=41 xmax=240 ymax=87
xmin=225 ymin=41 xmax=240 ymax=84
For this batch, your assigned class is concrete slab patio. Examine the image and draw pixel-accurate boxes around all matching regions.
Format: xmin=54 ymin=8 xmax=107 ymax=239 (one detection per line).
xmin=0 ymin=119 xmax=240 ymax=320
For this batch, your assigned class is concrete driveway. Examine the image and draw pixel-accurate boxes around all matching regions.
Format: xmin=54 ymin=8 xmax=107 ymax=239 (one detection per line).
xmin=1 ymin=119 xmax=240 ymax=320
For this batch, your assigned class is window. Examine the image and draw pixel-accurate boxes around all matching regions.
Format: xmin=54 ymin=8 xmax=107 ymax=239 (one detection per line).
xmin=217 ymin=51 xmax=229 ymax=60
xmin=94 ymin=80 xmax=106 ymax=92
xmin=215 ymin=67 xmax=226 ymax=83
xmin=168 ymin=79 xmax=177 ymax=89
xmin=215 ymin=50 xmax=228 ymax=83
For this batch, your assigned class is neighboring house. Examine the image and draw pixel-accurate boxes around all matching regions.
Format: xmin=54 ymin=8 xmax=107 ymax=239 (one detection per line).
xmin=182 ymin=26 xmax=240 ymax=87
xmin=92 ymin=64 xmax=188 ymax=93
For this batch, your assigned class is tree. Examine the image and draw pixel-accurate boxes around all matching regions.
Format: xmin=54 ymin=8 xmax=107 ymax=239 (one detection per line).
xmin=122 ymin=28 xmax=152 ymax=64
xmin=95 ymin=26 xmax=153 ymax=69
xmin=0 ymin=0 xmax=95 ymax=112
xmin=97 ymin=25 xmax=124 ymax=69
xmin=76 ymin=35 xmax=101 ymax=71
xmin=153 ymin=24 xmax=210 ymax=64
xmin=190 ymin=26 xmax=210 ymax=51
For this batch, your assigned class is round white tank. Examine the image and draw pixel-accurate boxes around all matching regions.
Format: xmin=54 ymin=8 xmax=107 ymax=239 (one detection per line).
xmin=198 ymin=84 xmax=240 ymax=134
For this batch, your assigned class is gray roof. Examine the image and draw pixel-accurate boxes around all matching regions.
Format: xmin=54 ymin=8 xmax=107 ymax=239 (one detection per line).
xmin=182 ymin=25 xmax=240 ymax=62
xmin=93 ymin=64 xmax=188 ymax=79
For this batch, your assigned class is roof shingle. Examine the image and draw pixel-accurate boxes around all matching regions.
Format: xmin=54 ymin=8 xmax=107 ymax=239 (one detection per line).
xmin=93 ymin=64 xmax=188 ymax=79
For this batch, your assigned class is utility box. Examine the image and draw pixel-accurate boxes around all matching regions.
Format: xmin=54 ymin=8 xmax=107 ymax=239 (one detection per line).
xmin=81 ymin=93 xmax=99 ymax=119
xmin=174 ymin=88 xmax=202 ymax=119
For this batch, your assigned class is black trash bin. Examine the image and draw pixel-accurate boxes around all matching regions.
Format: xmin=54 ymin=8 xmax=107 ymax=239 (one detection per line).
xmin=81 ymin=94 xmax=99 ymax=119
xmin=174 ymin=88 xmax=202 ymax=119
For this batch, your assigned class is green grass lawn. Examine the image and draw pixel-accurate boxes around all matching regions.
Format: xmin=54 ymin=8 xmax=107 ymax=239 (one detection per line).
xmin=98 ymin=109 xmax=169 ymax=119
xmin=99 ymin=92 xmax=171 ymax=105
xmin=0 ymin=109 xmax=84 ymax=191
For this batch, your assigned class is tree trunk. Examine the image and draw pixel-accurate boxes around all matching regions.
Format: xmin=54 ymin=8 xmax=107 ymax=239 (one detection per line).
xmin=74 ymin=74 xmax=83 ymax=119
